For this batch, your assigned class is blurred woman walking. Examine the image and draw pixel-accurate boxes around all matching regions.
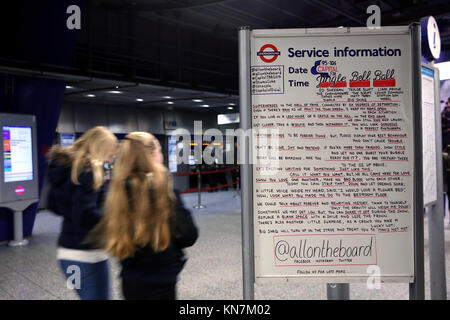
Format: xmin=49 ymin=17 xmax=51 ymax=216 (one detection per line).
xmin=47 ymin=126 xmax=118 ymax=300
xmin=92 ymin=132 xmax=198 ymax=300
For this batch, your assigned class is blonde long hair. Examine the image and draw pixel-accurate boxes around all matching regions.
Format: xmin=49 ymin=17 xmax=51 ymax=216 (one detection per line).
xmin=70 ymin=126 xmax=118 ymax=191
xmin=97 ymin=132 xmax=176 ymax=260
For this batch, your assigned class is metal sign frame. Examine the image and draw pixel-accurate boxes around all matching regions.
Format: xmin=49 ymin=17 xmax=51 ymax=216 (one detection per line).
xmin=239 ymin=24 xmax=424 ymax=300
xmin=421 ymin=62 xmax=447 ymax=299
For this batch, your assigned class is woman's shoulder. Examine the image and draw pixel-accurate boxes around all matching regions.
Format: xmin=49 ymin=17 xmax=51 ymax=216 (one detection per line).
xmin=47 ymin=145 xmax=73 ymax=166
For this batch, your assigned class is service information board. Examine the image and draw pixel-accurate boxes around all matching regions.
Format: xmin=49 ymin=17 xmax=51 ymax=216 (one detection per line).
xmin=251 ymin=29 xmax=415 ymax=283
xmin=421 ymin=66 xmax=437 ymax=206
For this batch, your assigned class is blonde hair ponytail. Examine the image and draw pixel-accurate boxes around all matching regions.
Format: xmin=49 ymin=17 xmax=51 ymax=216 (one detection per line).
xmin=97 ymin=132 xmax=175 ymax=260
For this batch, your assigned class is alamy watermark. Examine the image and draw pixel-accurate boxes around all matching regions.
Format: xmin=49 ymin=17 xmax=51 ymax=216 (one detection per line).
xmin=66 ymin=265 xmax=81 ymax=290
xmin=366 ymin=5 xmax=381 ymax=30
xmin=65 ymin=4 xmax=380 ymax=31
xmin=171 ymin=121 xmax=280 ymax=175
xmin=366 ymin=265 xmax=382 ymax=290
xmin=66 ymin=5 xmax=81 ymax=30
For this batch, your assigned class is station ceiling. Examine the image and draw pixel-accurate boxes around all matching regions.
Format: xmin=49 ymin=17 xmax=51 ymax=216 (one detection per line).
xmin=2 ymin=1 xmax=450 ymax=112
xmin=64 ymin=78 xmax=239 ymax=113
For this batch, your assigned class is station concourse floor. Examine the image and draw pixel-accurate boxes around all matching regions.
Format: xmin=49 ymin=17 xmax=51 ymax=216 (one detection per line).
xmin=0 ymin=190 xmax=449 ymax=300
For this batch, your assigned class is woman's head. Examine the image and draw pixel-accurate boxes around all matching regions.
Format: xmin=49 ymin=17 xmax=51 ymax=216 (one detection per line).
xmin=111 ymin=132 xmax=164 ymax=180
xmin=130 ymin=132 xmax=163 ymax=165
xmin=71 ymin=126 xmax=118 ymax=190
xmin=95 ymin=131 xmax=175 ymax=260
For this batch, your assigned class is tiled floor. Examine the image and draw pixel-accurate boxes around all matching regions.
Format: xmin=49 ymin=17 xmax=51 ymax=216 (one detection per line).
xmin=0 ymin=190 xmax=449 ymax=300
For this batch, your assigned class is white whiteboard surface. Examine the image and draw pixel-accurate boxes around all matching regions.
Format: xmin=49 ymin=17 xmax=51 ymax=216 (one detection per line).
xmin=250 ymin=28 xmax=415 ymax=283
xmin=421 ymin=66 xmax=437 ymax=206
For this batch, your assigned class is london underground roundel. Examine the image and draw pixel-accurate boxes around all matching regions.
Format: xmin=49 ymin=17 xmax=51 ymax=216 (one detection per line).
xmin=14 ymin=186 xmax=25 ymax=195
xmin=257 ymin=44 xmax=280 ymax=63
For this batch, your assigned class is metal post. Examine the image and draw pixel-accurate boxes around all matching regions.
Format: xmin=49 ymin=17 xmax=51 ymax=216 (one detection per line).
xmin=428 ymin=63 xmax=447 ymax=299
xmin=193 ymin=169 xmax=206 ymax=209
xmin=8 ymin=210 xmax=29 ymax=247
xmin=239 ymin=26 xmax=255 ymax=300
xmin=233 ymin=177 xmax=241 ymax=198
xmin=409 ymin=22 xmax=425 ymax=300
xmin=327 ymin=283 xmax=350 ymax=300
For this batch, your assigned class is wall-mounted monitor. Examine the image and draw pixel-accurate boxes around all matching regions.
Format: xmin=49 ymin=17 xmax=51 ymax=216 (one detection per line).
xmin=168 ymin=135 xmax=178 ymax=173
xmin=0 ymin=113 xmax=38 ymax=204
xmin=60 ymin=133 xmax=75 ymax=148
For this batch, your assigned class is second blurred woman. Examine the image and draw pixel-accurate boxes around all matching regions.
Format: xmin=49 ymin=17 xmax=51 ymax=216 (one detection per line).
xmin=47 ymin=126 xmax=118 ymax=300
xmin=93 ymin=132 xmax=198 ymax=300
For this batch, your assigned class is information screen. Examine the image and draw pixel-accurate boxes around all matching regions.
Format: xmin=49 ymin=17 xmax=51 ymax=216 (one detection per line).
xmin=60 ymin=133 xmax=75 ymax=148
xmin=421 ymin=66 xmax=437 ymax=206
xmin=3 ymin=126 xmax=34 ymax=183
xmin=168 ymin=135 xmax=178 ymax=173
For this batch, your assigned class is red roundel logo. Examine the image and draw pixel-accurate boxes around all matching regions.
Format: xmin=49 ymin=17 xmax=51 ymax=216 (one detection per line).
xmin=14 ymin=186 xmax=25 ymax=195
xmin=257 ymin=44 xmax=280 ymax=63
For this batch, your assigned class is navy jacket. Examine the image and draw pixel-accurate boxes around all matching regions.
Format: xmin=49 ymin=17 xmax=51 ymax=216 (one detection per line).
xmin=47 ymin=147 xmax=106 ymax=250
xmin=120 ymin=190 xmax=198 ymax=284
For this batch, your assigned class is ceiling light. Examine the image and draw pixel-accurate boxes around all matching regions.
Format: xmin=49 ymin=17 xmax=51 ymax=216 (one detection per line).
xmin=201 ymin=104 xmax=210 ymax=108
xmin=167 ymin=101 xmax=174 ymax=105
xmin=86 ymin=94 xmax=96 ymax=98
xmin=163 ymin=96 xmax=172 ymax=99
xmin=228 ymin=103 xmax=236 ymax=106
xmin=227 ymin=106 xmax=234 ymax=110
xmin=136 ymin=98 xmax=144 ymax=102
xmin=65 ymin=85 xmax=74 ymax=89
xmin=108 ymin=90 xmax=122 ymax=94
xmin=193 ymin=99 xmax=203 ymax=102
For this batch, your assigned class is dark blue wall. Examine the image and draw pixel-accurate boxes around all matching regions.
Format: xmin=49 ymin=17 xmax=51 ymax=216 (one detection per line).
xmin=0 ymin=1 xmax=82 ymax=242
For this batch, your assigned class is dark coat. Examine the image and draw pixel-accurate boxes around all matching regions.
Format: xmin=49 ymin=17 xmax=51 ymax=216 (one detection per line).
xmin=47 ymin=147 xmax=106 ymax=250
xmin=120 ymin=190 xmax=198 ymax=285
